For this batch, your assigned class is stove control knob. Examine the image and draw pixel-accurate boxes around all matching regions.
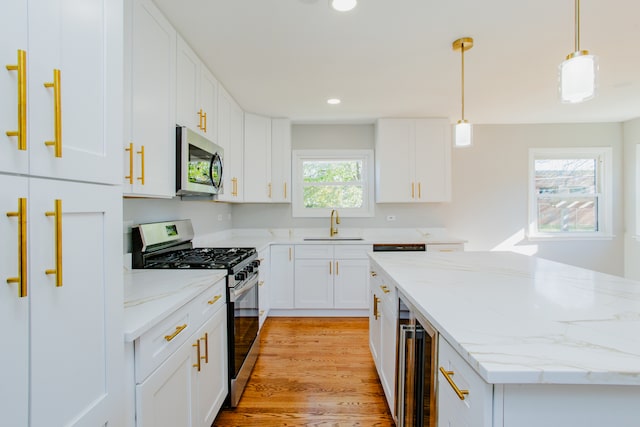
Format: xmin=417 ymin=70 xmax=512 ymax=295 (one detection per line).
xmin=251 ymin=260 xmax=261 ymax=268
xmin=235 ymin=271 xmax=247 ymax=281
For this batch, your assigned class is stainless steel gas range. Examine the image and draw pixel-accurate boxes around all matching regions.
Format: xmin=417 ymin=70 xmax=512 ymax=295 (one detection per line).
xmin=131 ymin=219 xmax=260 ymax=407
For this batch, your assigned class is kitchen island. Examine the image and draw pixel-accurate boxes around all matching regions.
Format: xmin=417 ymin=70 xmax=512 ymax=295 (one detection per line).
xmin=369 ymin=251 xmax=640 ymax=427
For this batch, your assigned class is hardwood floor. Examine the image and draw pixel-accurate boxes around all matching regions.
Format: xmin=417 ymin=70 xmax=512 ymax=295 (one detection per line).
xmin=213 ymin=317 xmax=395 ymax=426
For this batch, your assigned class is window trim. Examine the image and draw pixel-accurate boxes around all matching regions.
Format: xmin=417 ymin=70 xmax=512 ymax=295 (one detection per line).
xmin=528 ymin=147 xmax=613 ymax=241
xmin=292 ymin=149 xmax=375 ymax=218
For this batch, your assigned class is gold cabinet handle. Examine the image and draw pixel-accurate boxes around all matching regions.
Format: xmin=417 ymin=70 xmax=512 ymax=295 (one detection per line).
xmin=203 ymin=111 xmax=207 ymax=133
xmin=283 ymin=182 xmax=287 ymax=199
xmin=192 ymin=339 xmax=201 ymax=371
xmin=439 ymin=367 xmax=469 ymax=400
xmin=260 ymin=309 xmax=265 ymax=316
xmin=207 ymin=294 xmax=222 ymax=305
xmin=6 ymin=198 xmax=27 ymax=297
xmin=373 ymin=295 xmax=381 ymax=320
xmin=329 ymin=261 xmax=332 ymax=275
xmin=201 ymin=332 xmax=209 ymax=364
xmin=197 ymin=109 xmax=204 ymax=130
xmin=380 ymin=285 xmax=390 ymax=294
xmin=268 ymin=182 xmax=272 ymax=198
xmin=136 ymin=145 xmax=145 ymax=185
xmin=370 ymin=271 xmax=377 ymax=277
xmin=231 ymin=177 xmax=238 ymax=196
xmin=335 ymin=261 xmax=339 ymax=275
xmin=258 ymin=280 xmax=264 ymax=287
xmin=6 ymin=49 xmax=27 ymax=150
xmin=418 ymin=182 xmax=422 ymax=199
xmin=44 ymin=199 xmax=63 ymax=287
xmin=44 ymin=69 xmax=62 ymax=157
xmin=125 ymin=143 xmax=134 ymax=184
xmin=164 ymin=324 xmax=187 ymax=342
xmin=288 ymin=247 xmax=292 ymax=261
xmin=411 ymin=182 xmax=415 ymax=199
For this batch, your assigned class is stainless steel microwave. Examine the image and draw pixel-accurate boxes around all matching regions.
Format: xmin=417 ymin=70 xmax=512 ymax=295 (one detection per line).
xmin=176 ymin=126 xmax=224 ymax=196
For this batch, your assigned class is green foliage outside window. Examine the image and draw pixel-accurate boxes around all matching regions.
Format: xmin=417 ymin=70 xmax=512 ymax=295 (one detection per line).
xmin=302 ymin=160 xmax=364 ymax=208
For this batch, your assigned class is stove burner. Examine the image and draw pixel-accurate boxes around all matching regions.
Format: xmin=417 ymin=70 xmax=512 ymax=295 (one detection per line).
xmin=143 ymin=247 xmax=256 ymax=270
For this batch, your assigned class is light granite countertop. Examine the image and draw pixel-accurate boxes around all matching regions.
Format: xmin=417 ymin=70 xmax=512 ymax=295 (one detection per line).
xmin=369 ymin=251 xmax=640 ymax=386
xmin=123 ymin=268 xmax=227 ymax=341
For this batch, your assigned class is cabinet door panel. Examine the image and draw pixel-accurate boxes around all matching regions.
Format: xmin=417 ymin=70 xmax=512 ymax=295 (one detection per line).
xmin=243 ymin=113 xmax=271 ymax=202
xmin=196 ymin=307 xmax=228 ymax=427
xmin=176 ymin=36 xmax=200 ymax=131
xmin=28 ymin=0 xmax=122 ymax=184
xmin=200 ymin=68 xmax=218 ymax=139
xmin=271 ymin=118 xmax=291 ymax=202
xmin=125 ymin=0 xmax=176 ymax=197
xmin=414 ymin=119 xmax=451 ymax=202
xmin=375 ymin=119 xmax=413 ymax=202
xmin=0 ymin=0 xmax=29 ymax=174
xmin=30 ymin=179 xmax=122 ymax=426
xmin=137 ymin=338 xmax=196 ymax=427
xmin=334 ymin=259 xmax=369 ymax=309
xmin=270 ymin=245 xmax=294 ymax=309
xmin=0 ymin=175 xmax=29 ymax=426
xmin=294 ymin=259 xmax=333 ymax=308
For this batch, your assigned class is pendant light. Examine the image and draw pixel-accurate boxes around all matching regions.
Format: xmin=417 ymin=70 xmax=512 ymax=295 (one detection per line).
xmin=560 ymin=0 xmax=597 ymax=103
xmin=331 ymin=0 xmax=357 ymax=12
xmin=452 ymin=37 xmax=474 ymax=147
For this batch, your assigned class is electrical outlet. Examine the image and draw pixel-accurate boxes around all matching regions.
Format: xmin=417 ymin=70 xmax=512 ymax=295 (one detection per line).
xmin=386 ymin=215 xmax=396 ymax=221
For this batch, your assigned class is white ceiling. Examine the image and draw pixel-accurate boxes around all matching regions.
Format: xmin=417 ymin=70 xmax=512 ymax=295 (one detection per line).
xmin=153 ymin=0 xmax=640 ymax=125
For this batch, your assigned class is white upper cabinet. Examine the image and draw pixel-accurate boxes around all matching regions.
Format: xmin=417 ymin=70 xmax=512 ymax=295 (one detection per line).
xmin=123 ymin=0 xmax=176 ymax=197
xmin=217 ymin=85 xmax=244 ymax=202
xmin=176 ymin=36 xmax=218 ymax=140
xmin=243 ymin=113 xmax=272 ymax=202
xmin=271 ymin=118 xmax=292 ymax=203
xmin=375 ymin=118 xmax=451 ymax=203
xmin=1 ymin=0 xmax=122 ymax=184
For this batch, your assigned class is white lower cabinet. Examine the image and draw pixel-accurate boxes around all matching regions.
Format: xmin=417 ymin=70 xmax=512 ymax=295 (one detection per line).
xmin=270 ymin=245 xmax=294 ymax=309
xmin=368 ymin=265 xmax=397 ymax=416
xmin=437 ymin=337 xmax=492 ymax=427
xmin=294 ymin=244 xmax=371 ymax=309
xmin=133 ymin=278 xmax=227 ymax=427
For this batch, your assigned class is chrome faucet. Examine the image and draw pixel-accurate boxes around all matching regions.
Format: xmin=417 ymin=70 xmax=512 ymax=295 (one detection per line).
xmin=330 ymin=209 xmax=340 ymax=236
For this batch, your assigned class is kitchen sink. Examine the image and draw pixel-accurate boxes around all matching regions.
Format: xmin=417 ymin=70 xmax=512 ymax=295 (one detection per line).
xmin=303 ymin=237 xmax=364 ymax=241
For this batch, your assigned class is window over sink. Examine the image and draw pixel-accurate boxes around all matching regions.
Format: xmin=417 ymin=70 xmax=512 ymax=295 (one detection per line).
xmin=528 ymin=147 xmax=612 ymax=240
xmin=292 ymin=149 xmax=374 ymax=217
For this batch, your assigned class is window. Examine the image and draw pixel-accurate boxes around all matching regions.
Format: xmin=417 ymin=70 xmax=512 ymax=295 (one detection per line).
xmin=528 ymin=147 xmax=612 ymax=239
xmin=292 ymin=149 xmax=374 ymax=217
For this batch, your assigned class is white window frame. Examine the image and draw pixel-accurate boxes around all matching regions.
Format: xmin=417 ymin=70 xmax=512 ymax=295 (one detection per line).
xmin=292 ymin=149 xmax=375 ymax=218
xmin=528 ymin=147 xmax=613 ymax=240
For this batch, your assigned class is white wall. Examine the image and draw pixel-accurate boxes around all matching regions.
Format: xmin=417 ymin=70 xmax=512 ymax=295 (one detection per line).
xmin=443 ymin=123 xmax=625 ymax=275
xmin=623 ymin=118 xmax=640 ymax=279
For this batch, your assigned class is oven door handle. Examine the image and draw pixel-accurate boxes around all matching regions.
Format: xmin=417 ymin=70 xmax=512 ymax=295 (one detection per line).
xmin=230 ymin=273 xmax=258 ymax=302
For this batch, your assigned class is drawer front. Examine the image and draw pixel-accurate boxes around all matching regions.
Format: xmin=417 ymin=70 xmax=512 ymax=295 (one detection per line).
xmin=135 ymin=303 xmax=196 ymax=383
xmin=426 ymin=243 xmax=464 ymax=252
xmin=295 ymin=244 xmax=333 ymax=259
xmin=437 ymin=337 xmax=492 ymax=427
xmin=192 ymin=278 xmax=227 ymax=328
xmin=334 ymin=244 xmax=372 ymax=259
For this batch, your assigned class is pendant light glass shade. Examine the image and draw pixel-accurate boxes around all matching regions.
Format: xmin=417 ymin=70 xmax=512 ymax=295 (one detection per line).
xmin=560 ymin=0 xmax=597 ymax=103
xmin=560 ymin=52 xmax=597 ymax=103
xmin=455 ymin=120 xmax=472 ymax=147
xmin=331 ymin=0 xmax=357 ymax=12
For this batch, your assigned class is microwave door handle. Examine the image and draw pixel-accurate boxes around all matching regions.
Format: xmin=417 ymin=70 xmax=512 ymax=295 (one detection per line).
xmin=210 ymin=152 xmax=223 ymax=188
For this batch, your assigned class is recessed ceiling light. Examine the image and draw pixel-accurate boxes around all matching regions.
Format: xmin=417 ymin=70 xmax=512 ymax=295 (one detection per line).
xmin=331 ymin=0 xmax=357 ymax=12
xmin=327 ymin=98 xmax=341 ymax=105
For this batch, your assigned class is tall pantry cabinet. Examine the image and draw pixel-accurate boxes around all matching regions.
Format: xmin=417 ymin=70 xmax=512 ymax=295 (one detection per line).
xmin=1 ymin=0 xmax=124 ymax=426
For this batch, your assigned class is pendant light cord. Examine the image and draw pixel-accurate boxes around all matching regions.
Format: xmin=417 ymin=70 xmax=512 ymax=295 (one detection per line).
xmin=461 ymin=42 xmax=465 ymax=121
xmin=575 ymin=0 xmax=580 ymax=52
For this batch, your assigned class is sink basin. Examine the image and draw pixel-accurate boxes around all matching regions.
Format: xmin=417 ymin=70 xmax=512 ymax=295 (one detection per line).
xmin=303 ymin=237 xmax=364 ymax=241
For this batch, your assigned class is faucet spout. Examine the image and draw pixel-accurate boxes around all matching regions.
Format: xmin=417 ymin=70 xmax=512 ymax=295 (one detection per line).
xmin=330 ymin=209 xmax=340 ymax=236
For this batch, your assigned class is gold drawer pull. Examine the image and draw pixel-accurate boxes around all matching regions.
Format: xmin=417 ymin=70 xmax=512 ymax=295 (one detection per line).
xmin=370 ymin=271 xmax=377 ymax=277
xmin=373 ymin=296 xmax=381 ymax=320
xmin=136 ymin=145 xmax=145 ymax=185
xmin=207 ymin=295 xmax=222 ymax=305
xmin=259 ymin=310 xmax=265 ymax=316
xmin=45 ymin=199 xmax=63 ymax=287
xmin=6 ymin=49 xmax=27 ymax=151
xmin=380 ymin=285 xmax=390 ymax=294
xmin=125 ymin=143 xmax=134 ymax=184
xmin=44 ymin=69 xmax=62 ymax=157
xmin=202 ymin=332 xmax=209 ymax=364
xmin=258 ymin=281 xmax=264 ymax=287
xmin=164 ymin=324 xmax=187 ymax=342
xmin=6 ymin=197 xmax=28 ymax=297
xmin=439 ymin=367 xmax=469 ymax=400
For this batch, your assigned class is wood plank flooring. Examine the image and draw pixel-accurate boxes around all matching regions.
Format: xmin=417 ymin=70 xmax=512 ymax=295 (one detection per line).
xmin=213 ymin=317 xmax=395 ymax=427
